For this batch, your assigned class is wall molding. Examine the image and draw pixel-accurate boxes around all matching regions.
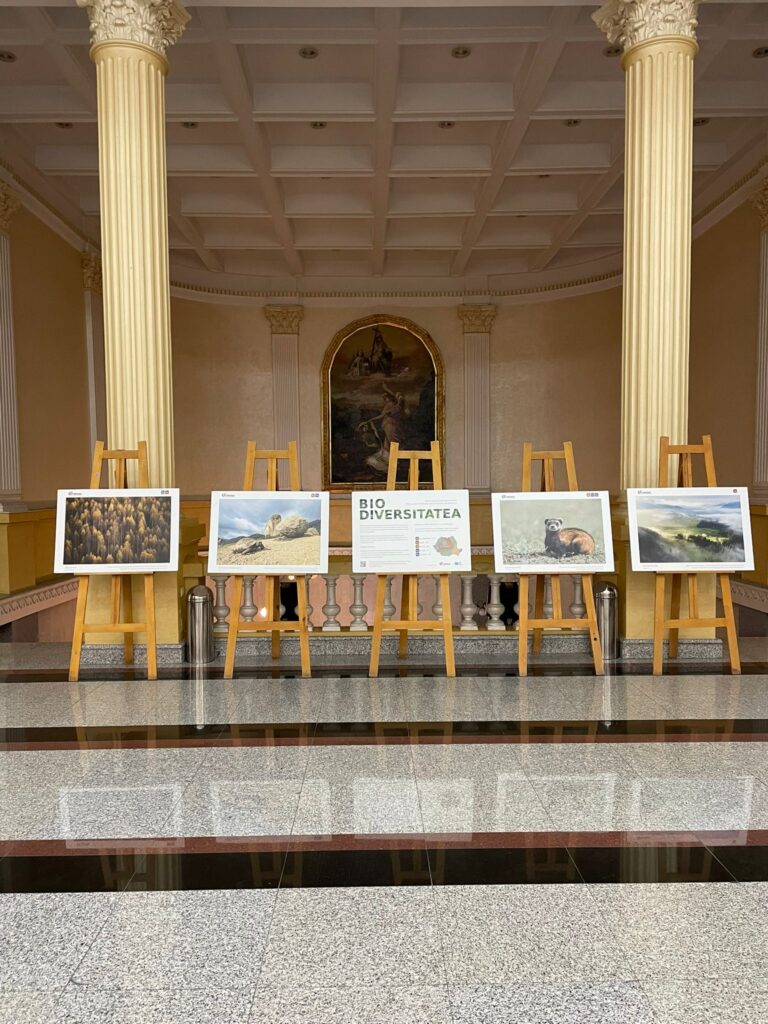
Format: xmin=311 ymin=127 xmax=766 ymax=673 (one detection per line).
xmin=0 ymin=579 xmax=79 ymax=625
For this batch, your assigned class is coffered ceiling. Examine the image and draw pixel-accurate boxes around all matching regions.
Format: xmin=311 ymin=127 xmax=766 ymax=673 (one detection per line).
xmin=1 ymin=1 xmax=768 ymax=295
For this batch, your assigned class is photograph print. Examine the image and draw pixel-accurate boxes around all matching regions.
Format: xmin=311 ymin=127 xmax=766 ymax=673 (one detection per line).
xmin=627 ymin=487 xmax=754 ymax=572
xmin=208 ymin=491 xmax=329 ymax=575
xmin=492 ymin=491 xmax=614 ymax=574
xmin=54 ymin=489 xmax=180 ymax=574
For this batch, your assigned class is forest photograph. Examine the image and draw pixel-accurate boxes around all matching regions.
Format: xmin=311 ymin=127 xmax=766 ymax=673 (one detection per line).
xmin=55 ymin=491 xmax=178 ymax=572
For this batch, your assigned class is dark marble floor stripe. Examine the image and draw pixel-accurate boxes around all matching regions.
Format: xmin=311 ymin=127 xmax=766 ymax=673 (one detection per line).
xmin=4 ymin=718 xmax=768 ymax=750
xmin=3 ymin=841 xmax=768 ymax=893
xmin=3 ymin=829 xmax=768 ymax=860
xmin=2 ymin=661 xmax=768 ymax=684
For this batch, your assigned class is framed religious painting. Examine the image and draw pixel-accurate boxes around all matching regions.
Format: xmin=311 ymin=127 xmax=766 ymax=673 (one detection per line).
xmin=321 ymin=314 xmax=445 ymax=490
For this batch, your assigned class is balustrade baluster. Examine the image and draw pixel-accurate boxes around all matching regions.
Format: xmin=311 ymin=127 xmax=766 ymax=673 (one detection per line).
xmin=241 ymin=576 xmax=257 ymax=621
xmin=569 ymin=576 xmax=586 ymax=618
xmin=383 ymin=576 xmax=395 ymax=621
xmin=459 ymin=574 xmax=479 ymax=631
xmin=349 ymin=574 xmax=369 ymax=631
xmin=321 ymin=574 xmax=341 ymax=632
xmin=431 ymin=575 xmax=443 ymax=618
xmin=486 ymin=574 xmax=506 ymax=631
xmin=211 ymin=575 xmax=230 ymax=631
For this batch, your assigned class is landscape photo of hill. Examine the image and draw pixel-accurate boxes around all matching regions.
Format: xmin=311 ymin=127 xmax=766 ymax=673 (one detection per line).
xmin=629 ymin=489 xmax=753 ymax=571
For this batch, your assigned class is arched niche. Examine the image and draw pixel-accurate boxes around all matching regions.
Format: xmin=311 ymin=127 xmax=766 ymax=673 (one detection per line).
xmin=320 ymin=314 xmax=445 ymax=490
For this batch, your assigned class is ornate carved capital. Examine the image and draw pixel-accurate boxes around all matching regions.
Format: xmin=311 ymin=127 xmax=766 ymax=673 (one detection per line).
xmin=0 ymin=182 xmax=21 ymax=234
xmin=751 ymin=179 xmax=768 ymax=231
xmin=264 ymin=305 xmax=305 ymax=335
xmin=592 ymin=0 xmax=700 ymax=51
xmin=77 ymin=0 xmax=189 ymax=56
xmin=457 ymin=304 xmax=497 ymax=334
xmin=81 ymin=251 xmax=103 ymax=292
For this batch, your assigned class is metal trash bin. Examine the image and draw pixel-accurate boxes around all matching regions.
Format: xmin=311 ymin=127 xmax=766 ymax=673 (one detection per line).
xmin=595 ymin=581 xmax=619 ymax=663
xmin=187 ymin=585 xmax=215 ymax=665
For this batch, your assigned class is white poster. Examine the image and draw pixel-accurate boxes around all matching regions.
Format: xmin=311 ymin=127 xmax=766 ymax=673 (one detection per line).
xmin=352 ymin=489 xmax=472 ymax=573
xmin=208 ymin=490 xmax=329 ymax=575
xmin=54 ymin=489 xmax=180 ymax=574
xmin=627 ymin=486 xmax=754 ymax=573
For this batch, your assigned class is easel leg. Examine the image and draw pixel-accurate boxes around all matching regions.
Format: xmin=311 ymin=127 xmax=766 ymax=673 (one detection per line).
xmin=440 ymin=575 xmax=455 ymax=678
xmin=720 ymin=574 xmax=741 ymax=674
xmin=69 ymin=576 xmax=90 ymax=683
xmin=270 ymin=578 xmax=281 ymax=660
xmin=532 ymin=575 xmax=545 ymax=654
xmin=369 ymin=575 xmax=387 ymax=677
xmin=668 ymin=574 xmax=682 ymax=660
xmin=582 ymin=576 xmax=604 ymax=676
xmin=122 ymin=575 xmax=134 ymax=666
xmin=518 ymin=575 xmax=529 ymax=677
xmin=652 ymin=574 xmax=666 ymax=675
xmin=296 ymin=577 xmax=311 ymax=679
xmin=399 ymin=576 xmax=412 ymax=659
xmin=144 ymin=574 xmax=157 ymax=681
xmin=224 ymin=577 xmax=244 ymax=680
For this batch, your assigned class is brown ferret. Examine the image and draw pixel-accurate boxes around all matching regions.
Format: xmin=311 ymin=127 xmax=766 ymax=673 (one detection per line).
xmin=544 ymin=517 xmax=596 ymax=558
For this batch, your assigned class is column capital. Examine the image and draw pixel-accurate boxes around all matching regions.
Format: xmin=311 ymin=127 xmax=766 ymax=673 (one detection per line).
xmin=0 ymin=183 xmax=22 ymax=235
xmin=592 ymin=0 xmax=700 ymax=52
xmin=77 ymin=0 xmax=189 ymax=56
xmin=264 ymin=305 xmax=304 ymax=334
xmin=457 ymin=304 xmax=497 ymax=333
xmin=751 ymin=179 xmax=768 ymax=231
xmin=81 ymin=251 xmax=103 ymax=293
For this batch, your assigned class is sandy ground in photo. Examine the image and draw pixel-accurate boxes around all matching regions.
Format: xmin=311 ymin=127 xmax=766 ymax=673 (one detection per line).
xmin=215 ymin=535 xmax=321 ymax=567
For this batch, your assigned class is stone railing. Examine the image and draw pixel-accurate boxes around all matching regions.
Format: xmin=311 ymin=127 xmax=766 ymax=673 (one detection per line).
xmin=207 ymin=552 xmax=587 ymax=636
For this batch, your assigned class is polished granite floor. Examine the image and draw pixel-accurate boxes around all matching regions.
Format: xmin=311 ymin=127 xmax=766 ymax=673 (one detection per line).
xmin=2 ymin=646 xmax=768 ymax=1022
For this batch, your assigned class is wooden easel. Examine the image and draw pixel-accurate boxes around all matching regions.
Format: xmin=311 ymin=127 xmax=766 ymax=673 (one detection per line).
xmin=652 ymin=434 xmax=740 ymax=674
xmin=369 ymin=441 xmax=455 ymax=677
xmin=69 ymin=440 xmax=157 ymax=682
xmin=517 ymin=441 xmax=603 ymax=677
xmin=223 ymin=441 xmax=311 ymax=679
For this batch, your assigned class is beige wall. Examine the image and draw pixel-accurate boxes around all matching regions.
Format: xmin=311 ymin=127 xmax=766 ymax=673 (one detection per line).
xmin=689 ymin=201 xmax=761 ymax=485
xmin=491 ymin=288 xmax=623 ymax=492
xmin=10 ymin=207 xmax=91 ymax=501
xmin=170 ymin=291 xmax=624 ymax=494
xmin=171 ymin=298 xmax=273 ymax=493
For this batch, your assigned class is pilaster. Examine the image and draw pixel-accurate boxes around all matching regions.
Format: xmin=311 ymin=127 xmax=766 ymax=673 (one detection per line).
xmin=265 ymin=305 xmax=304 ymax=482
xmin=458 ymin=304 xmax=496 ymax=492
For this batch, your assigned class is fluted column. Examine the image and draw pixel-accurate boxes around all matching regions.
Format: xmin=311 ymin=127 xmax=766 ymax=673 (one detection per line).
xmin=458 ymin=305 xmax=495 ymax=491
xmin=751 ymin=182 xmax=768 ymax=502
xmin=0 ymin=183 xmax=22 ymax=507
xmin=265 ymin=305 xmax=303 ymax=483
xmin=594 ymin=0 xmax=700 ymax=488
xmin=77 ymin=0 xmax=189 ymax=487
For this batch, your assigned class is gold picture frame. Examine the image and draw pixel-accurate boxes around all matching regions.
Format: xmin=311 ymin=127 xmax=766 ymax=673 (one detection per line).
xmin=321 ymin=314 xmax=445 ymax=491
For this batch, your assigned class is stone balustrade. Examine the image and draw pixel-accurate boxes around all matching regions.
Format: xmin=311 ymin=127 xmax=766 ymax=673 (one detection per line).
xmin=207 ymin=567 xmax=587 ymax=636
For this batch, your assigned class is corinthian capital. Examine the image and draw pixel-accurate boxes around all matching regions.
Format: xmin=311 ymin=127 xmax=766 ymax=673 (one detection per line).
xmin=77 ymin=0 xmax=190 ymax=56
xmin=0 ymin=182 xmax=21 ymax=234
xmin=751 ymin=179 xmax=768 ymax=231
xmin=457 ymin=304 xmax=497 ymax=334
xmin=264 ymin=305 xmax=305 ymax=335
xmin=592 ymin=0 xmax=700 ymax=51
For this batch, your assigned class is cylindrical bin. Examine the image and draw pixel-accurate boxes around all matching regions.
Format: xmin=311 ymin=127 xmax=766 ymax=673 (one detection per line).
xmin=595 ymin=581 xmax=619 ymax=663
xmin=187 ymin=585 xmax=215 ymax=665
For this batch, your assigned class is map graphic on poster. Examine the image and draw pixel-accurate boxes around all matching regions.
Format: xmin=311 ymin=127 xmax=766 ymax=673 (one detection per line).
xmin=352 ymin=490 xmax=472 ymax=573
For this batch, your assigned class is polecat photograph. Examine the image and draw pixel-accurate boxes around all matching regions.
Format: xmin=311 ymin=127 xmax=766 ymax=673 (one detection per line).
xmin=629 ymin=488 xmax=753 ymax=572
xmin=56 ymin=492 xmax=176 ymax=571
xmin=209 ymin=492 xmax=328 ymax=574
xmin=492 ymin=492 xmax=614 ymax=574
